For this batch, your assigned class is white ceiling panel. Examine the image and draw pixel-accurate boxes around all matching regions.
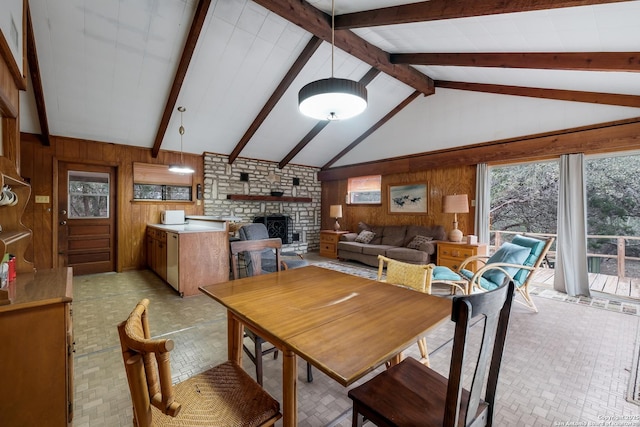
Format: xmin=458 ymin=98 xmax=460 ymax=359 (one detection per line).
xmin=334 ymin=89 xmax=640 ymax=167
xmin=20 ymin=0 xmax=640 ymax=169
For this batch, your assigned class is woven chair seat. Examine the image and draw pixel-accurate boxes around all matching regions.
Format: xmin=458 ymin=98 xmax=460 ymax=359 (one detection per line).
xmin=118 ymin=299 xmax=281 ymax=427
xmin=149 ymin=361 xmax=280 ymax=427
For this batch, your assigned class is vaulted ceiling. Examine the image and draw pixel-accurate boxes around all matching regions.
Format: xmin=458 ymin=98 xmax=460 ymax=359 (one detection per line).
xmin=20 ymin=0 xmax=640 ymax=170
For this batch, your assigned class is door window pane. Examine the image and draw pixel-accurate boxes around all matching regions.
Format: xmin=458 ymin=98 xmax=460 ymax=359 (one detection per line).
xmin=68 ymin=171 xmax=110 ymax=218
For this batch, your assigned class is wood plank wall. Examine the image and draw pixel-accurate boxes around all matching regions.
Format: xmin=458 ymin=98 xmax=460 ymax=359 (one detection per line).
xmin=322 ymin=165 xmax=476 ymax=237
xmin=20 ymin=133 xmax=204 ymax=271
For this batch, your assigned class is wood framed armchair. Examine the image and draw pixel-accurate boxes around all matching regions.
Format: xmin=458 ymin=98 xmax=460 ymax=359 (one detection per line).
xmin=456 ymin=234 xmax=554 ymax=312
xmin=117 ymin=299 xmax=281 ymax=427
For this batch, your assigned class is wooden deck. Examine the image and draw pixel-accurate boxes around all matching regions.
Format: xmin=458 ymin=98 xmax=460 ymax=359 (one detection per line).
xmin=533 ymin=268 xmax=640 ymax=300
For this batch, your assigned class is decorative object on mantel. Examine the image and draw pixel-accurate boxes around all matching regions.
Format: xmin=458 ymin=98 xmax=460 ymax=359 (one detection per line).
xmin=330 ymin=204 xmax=343 ymax=231
xmin=298 ymin=0 xmax=367 ymax=121
xmin=168 ymin=106 xmax=195 ymax=174
xmin=266 ymin=172 xmax=283 ymax=196
xmin=443 ymin=194 xmax=469 ymax=242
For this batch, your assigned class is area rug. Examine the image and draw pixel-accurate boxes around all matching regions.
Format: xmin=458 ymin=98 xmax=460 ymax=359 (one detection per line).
xmin=315 ymin=260 xmax=640 ymax=317
xmin=315 ymin=260 xmax=378 ymax=280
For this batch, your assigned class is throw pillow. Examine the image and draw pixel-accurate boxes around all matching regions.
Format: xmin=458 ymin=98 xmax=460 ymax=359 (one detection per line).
xmin=482 ymin=242 xmax=531 ymax=286
xmin=406 ymin=235 xmax=433 ymax=249
xmin=355 ymin=230 xmax=375 ymax=244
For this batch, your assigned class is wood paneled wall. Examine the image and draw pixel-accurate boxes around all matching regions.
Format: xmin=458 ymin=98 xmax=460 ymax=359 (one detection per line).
xmin=322 ymin=165 xmax=477 ymax=237
xmin=20 ymin=133 xmax=204 ymax=271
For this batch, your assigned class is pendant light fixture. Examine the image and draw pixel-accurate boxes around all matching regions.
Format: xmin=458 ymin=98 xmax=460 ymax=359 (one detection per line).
xmin=168 ymin=106 xmax=195 ymax=174
xmin=298 ymin=0 xmax=367 ymax=121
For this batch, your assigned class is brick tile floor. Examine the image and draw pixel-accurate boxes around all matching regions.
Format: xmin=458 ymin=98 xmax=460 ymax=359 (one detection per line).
xmin=71 ymin=256 xmax=640 ymax=426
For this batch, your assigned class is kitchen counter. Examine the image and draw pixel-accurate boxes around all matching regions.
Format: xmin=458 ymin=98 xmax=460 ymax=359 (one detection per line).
xmin=147 ymin=223 xmax=224 ymax=233
xmin=146 ymin=221 xmax=229 ymax=296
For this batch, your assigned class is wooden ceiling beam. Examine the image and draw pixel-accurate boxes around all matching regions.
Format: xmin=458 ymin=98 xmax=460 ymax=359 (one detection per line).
xmin=391 ymin=52 xmax=640 ymax=72
xmin=334 ymin=0 xmax=631 ymax=29
xmin=151 ymin=0 xmax=211 ymax=158
xmin=228 ymin=36 xmax=322 ymax=165
xmin=436 ymin=80 xmax=640 ymax=108
xmin=26 ymin=3 xmax=49 ymax=146
xmin=322 ymin=91 xmax=421 ymax=170
xmin=318 ymin=116 xmax=640 ymax=181
xmin=252 ymin=0 xmax=434 ymax=96
xmin=278 ymin=68 xmax=381 ymax=169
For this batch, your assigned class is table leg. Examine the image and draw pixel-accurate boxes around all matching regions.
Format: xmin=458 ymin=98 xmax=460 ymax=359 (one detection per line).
xmin=282 ymin=349 xmax=298 ymax=427
xmin=227 ymin=310 xmax=243 ymax=364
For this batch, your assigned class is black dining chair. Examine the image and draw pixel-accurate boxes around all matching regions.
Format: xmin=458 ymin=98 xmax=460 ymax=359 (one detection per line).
xmin=348 ymin=279 xmax=515 ymax=427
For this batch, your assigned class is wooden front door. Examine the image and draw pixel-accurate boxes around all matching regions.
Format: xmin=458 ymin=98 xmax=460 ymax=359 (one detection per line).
xmin=57 ymin=162 xmax=116 ymax=275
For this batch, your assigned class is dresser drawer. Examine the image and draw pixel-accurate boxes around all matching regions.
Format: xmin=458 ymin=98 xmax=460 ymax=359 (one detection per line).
xmin=320 ymin=242 xmax=336 ymax=254
xmin=439 ymin=246 xmax=474 ymax=260
xmin=439 ymin=257 xmax=463 ymax=271
xmin=320 ymin=233 xmax=338 ymax=244
xmin=437 ymin=242 xmax=487 ymax=273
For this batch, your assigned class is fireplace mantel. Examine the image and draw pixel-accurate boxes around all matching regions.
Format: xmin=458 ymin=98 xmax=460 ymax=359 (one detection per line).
xmin=227 ymin=194 xmax=312 ymax=203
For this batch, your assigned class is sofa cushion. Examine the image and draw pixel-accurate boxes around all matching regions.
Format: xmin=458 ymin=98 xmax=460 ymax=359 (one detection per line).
xmin=511 ymin=235 xmax=547 ymax=285
xmin=355 ymin=230 xmax=376 ymax=244
xmin=406 ymin=235 xmax=433 ymax=249
xmin=362 ymin=245 xmax=396 ymax=257
xmin=337 ymin=241 xmax=366 ymax=254
xmin=380 ymin=225 xmax=407 ymax=246
xmin=386 ymin=247 xmax=429 ymax=264
xmin=483 ymin=242 xmax=532 ymax=287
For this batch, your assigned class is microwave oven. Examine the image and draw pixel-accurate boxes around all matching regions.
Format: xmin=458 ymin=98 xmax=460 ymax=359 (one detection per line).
xmin=161 ymin=210 xmax=185 ymax=225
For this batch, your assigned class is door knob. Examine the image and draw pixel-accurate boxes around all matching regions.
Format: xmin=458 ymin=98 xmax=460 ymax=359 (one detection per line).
xmin=60 ymin=220 xmax=67 ymax=225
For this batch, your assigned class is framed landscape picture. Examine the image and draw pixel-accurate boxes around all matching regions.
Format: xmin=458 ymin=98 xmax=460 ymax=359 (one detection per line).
xmin=388 ymin=183 xmax=428 ymax=214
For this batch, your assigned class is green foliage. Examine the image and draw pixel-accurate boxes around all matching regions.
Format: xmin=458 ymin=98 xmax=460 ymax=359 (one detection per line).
xmin=490 ymin=155 xmax=640 ymax=257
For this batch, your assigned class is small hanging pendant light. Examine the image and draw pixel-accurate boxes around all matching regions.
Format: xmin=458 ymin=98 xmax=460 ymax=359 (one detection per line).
xmin=168 ymin=106 xmax=195 ymax=174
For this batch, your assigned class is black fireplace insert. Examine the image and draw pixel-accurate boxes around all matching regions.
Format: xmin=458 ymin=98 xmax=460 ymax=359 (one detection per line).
xmin=253 ymin=215 xmax=291 ymax=244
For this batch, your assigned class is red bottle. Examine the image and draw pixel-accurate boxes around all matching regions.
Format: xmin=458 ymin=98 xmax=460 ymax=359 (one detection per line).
xmin=7 ymin=255 xmax=16 ymax=281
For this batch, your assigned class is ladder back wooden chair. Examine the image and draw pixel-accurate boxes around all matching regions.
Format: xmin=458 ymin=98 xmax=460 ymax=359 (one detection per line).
xmin=117 ymin=298 xmax=281 ymax=427
xmin=348 ymin=280 xmax=515 ymax=427
xmin=229 ymin=238 xmax=313 ymax=385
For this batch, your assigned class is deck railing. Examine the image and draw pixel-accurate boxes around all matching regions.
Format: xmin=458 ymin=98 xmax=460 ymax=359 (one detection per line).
xmin=490 ymin=230 xmax=640 ymax=279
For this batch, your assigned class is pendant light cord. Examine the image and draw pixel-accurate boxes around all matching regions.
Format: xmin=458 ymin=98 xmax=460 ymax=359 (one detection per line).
xmin=179 ymin=107 xmax=185 ymax=163
xmin=331 ymin=0 xmax=334 ymax=78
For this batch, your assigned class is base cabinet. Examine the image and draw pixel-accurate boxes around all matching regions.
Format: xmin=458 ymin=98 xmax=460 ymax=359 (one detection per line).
xmin=147 ymin=226 xmax=229 ymax=296
xmin=0 ymin=268 xmax=73 ymax=425
xmin=320 ymin=230 xmax=349 ymax=259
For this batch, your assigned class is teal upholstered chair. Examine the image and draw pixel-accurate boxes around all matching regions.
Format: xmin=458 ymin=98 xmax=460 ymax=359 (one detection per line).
xmin=455 ymin=234 xmax=554 ymax=312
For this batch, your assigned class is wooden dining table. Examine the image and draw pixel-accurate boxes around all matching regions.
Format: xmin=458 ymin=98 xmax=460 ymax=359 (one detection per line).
xmin=199 ymin=265 xmax=452 ymax=427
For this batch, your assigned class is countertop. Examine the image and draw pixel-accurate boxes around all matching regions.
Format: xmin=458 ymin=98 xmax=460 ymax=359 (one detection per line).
xmin=147 ymin=223 xmax=226 ymax=233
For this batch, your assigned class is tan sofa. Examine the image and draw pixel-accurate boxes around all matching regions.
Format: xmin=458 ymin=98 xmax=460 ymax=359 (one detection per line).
xmin=337 ymin=223 xmax=446 ymax=267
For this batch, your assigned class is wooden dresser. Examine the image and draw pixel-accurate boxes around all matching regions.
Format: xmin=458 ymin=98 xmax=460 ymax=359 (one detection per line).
xmin=0 ymin=267 xmax=74 ymax=425
xmin=320 ymin=230 xmax=349 ymax=259
xmin=437 ymin=241 xmax=488 ymax=272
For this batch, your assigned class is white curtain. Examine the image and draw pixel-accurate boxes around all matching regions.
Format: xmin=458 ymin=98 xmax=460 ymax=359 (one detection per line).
xmin=554 ymin=154 xmax=590 ymax=296
xmin=475 ymin=163 xmax=490 ymax=245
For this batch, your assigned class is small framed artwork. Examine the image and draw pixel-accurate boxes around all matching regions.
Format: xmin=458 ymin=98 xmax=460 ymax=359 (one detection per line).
xmin=388 ymin=183 xmax=428 ymax=214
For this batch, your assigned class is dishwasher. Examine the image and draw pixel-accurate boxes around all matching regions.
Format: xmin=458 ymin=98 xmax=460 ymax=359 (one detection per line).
xmin=166 ymin=232 xmax=180 ymax=293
